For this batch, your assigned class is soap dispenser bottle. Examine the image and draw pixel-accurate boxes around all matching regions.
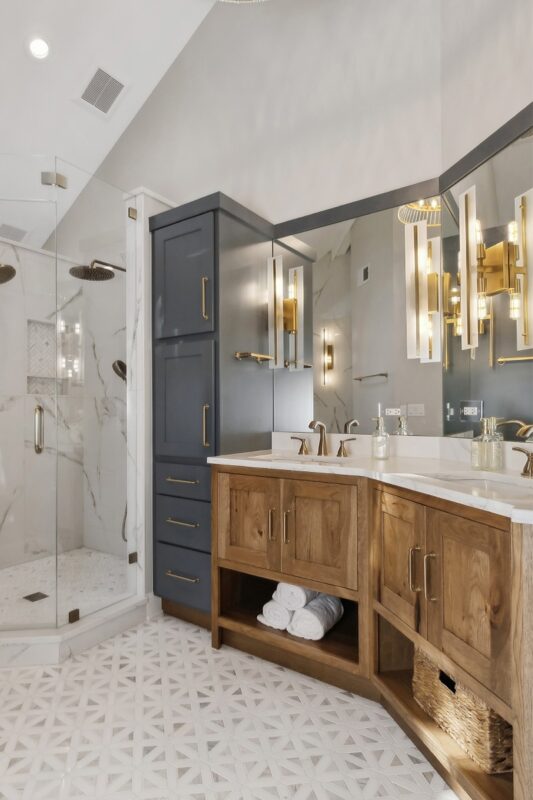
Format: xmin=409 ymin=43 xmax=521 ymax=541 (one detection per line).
xmin=485 ymin=416 xmax=504 ymax=472
xmin=372 ymin=415 xmax=390 ymax=460
xmin=394 ymin=415 xmax=410 ymax=436
xmin=471 ymin=418 xmax=489 ymax=470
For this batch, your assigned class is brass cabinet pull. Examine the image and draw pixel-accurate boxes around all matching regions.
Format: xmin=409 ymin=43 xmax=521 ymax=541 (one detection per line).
xmin=165 ymin=570 xmax=199 ymax=584
xmin=283 ymin=510 xmax=290 ymax=544
xmin=202 ymin=403 xmax=210 ymax=448
xmin=34 ymin=404 xmax=44 ymax=454
xmin=423 ymin=553 xmax=438 ymax=602
xmin=165 ymin=517 xmax=199 ymax=529
xmin=166 ymin=476 xmax=200 ymax=486
xmin=201 ymin=276 xmax=209 ymax=320
xmin=268 ymin=508 xmax=276 ymax=542
xmin=408 ymin=546 xmax=422 ymax=593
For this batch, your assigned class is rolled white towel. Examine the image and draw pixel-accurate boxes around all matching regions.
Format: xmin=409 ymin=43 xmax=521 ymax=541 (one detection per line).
xmin=257 ymin=599 xmax=293 ymax=631
xmin=287 ymin=594 xmax=344 ymax=641
xmin=273 ymin=582 xmax=319 ymax=611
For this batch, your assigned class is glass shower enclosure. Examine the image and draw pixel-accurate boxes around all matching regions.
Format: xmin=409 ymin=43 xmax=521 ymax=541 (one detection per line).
xmin=0 ymin=155 xmax=133 ymax=630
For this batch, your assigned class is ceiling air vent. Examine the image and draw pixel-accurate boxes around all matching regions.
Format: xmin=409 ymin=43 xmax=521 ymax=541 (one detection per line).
xmin=81 ymin=68 xmax=124 ymax=114
xmin=0 ymin=223 xmax=27 ymax=242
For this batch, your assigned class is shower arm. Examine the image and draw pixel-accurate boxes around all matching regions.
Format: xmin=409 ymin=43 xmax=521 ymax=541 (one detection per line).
xmin=91 ymin=259 xmax=126 ymax=273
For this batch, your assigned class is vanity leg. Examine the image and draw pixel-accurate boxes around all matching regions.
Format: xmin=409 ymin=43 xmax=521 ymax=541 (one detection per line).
xmin=511 ymin=523 xmax=533 ymax=800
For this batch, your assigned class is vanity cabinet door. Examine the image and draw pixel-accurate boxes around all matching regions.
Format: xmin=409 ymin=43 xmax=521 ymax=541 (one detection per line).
xmin=377 ymin=491 xmax=426 ymax=634
xmin=153 ymin=213 xmax=215 ymax=339
xmin=217 ymin=473 xmax=281 ymax=571
xmin=425 ymin=509 xmax=511 ymax=704
xmin=281 ymin=480 xmax=358 ymax=589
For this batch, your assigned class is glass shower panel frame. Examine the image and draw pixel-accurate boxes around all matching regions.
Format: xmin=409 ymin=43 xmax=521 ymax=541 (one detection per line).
xmin=0 ymin=187 xmax=59 ymax=630
xmin=54 ymin=157 xmax=132 ymax=624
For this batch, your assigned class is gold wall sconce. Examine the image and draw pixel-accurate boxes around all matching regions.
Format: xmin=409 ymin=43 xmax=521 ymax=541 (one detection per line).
xmin=268 ymin=258 xmax=306 ymax=371
xmin=322 ymin=328 xmax=334 ymax=386
xmin=458 ymin=186 xmax=532 ymax=364
xmin=404 ymin=219 xmax=442 ymax=363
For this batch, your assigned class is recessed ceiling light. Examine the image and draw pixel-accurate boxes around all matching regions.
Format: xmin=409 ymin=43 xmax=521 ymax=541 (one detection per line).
xmin=29 ymin=38 xmax=49 ymax=59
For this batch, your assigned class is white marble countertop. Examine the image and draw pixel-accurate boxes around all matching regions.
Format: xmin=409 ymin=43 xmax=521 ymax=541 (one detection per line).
xmin=208 ymin=448 xmax=533 ymax=525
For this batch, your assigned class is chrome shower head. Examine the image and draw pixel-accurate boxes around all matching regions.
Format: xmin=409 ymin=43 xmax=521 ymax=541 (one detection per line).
xmin=0 ymin=263 xmax=16 ymax=284
xmin=69 ymin=259 xmax=126 ymax=282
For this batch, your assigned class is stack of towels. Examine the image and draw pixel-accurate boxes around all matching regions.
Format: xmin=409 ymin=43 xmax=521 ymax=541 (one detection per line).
xmin=257 ymin=582 xmax=344 ymax=641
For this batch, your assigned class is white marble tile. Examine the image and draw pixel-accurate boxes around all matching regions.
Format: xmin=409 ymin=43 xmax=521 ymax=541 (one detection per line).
xmin=0 ymin=616 xmax=457 ymax=800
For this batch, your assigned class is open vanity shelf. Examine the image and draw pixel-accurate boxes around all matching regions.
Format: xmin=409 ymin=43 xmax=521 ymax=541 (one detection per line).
xmin=218 ymin=567 xmax=360 ymax=674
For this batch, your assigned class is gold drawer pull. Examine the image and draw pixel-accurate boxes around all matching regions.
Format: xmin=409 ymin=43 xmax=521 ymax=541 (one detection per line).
xmin=283 ymin=510 xmax=290 ymax=544
xmin=165 ymin=570 xmax=199 ymax=584
xmin=268 ymin=508 xmax=276 ymax=542
xmin=166 ymin=517 xmax=199 ymax=529
xmin=423 ymin=553 xmax=438 ymax=602
xmin=202 ymin=403 xmax=210 ymax=448
xmin=201 ymin=276 xmax=209 ymax=320
xmin=165 ymin=476 xmax=200 ymax=485
xmin=408 ymin=546 xmax=421 ymax=593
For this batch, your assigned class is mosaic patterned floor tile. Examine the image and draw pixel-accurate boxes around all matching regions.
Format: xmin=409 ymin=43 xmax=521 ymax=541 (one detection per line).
xmin=0 ymin=616 xmax=458 ymax=799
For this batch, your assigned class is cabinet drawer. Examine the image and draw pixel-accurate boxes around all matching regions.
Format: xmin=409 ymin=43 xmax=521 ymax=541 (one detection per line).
xmin=155 ymin=495 xmax=211 ymax=553
xmin=154 ymin=543 xmax=211 ymax=612
xmin=155 ymin=463 xmax=211 ymax=501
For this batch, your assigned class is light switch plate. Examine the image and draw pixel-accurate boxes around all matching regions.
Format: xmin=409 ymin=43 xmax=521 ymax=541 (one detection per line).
xmin=385 ymin=408 xmax=401 ymax=416
xmin=460 ymin=400 xmax=483 ymax=421
xmin=407 ymin=403 xmax=425 ymax=417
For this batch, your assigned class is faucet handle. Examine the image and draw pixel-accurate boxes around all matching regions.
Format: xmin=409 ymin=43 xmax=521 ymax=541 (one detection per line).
xmin=291 ymin=436 xmax=310 ymax=456
xmin=512 ymin=446 xmax=533 ymax=478
xmin=337 ymin=437 xmax=357 ymax=458
xmin=344 ymin=419 xmax=360 ymax=434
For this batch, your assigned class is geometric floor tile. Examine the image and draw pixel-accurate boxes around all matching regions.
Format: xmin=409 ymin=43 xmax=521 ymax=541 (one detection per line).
xmin=0 ymin=616 xmax=459 ymax=799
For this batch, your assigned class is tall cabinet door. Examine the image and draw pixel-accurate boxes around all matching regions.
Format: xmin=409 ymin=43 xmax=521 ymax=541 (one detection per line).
xmin=377 ymin=491 xmax=426 ymax=634
xmin=217 ymin=473 xmax=280 ymax=571
xmin=426 ymin=509 xmax=511 ymax=704
xmin=153 ymin=213 xmax=215 ymax=339
xmin=154 ymin=339 xmax=215 ymax=459
xmin=281 ymin=480 xmax=358 ymax=589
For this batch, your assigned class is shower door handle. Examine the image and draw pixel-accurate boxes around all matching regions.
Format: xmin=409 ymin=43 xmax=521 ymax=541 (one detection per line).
xmin=34 ymin=404 xmax=44 ymax=454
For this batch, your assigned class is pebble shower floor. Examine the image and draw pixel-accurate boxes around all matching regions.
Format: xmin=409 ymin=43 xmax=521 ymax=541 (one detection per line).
xmin=0 ymin=615 xmax=458 ymax=800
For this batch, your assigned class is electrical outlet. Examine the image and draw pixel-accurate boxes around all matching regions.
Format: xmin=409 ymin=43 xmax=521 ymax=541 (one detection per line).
xmin=460 ymin=400 xmax=483 ymax=421
xmin=407 ymin=403 xmax=425 ymax=417
xmin=385 ymin=408 xmax=401 ymax=416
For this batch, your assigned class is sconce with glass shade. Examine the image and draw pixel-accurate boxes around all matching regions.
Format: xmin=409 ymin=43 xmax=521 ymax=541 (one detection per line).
xmin=404 ymin=218 xmax=442 ymax=363
xmin=458 ymin=186 xmax=479 ymax=351
xmin=322 ymin=328 xmax=334 ymax=386
xmin=513 ymin=189 xmax=532 ymax=350
xmin=267 ymin=257 xmax=306 ymax=370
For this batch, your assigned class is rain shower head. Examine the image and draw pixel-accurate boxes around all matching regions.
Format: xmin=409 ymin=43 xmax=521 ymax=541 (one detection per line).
xmin=0 ymin=263 xmax=16 ymax=284
xmin=69 ymin=259 xmax=126 ymax=282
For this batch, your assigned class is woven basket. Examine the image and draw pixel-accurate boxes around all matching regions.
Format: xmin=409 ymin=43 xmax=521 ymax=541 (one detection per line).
xmin=412 ymin=649 xmax=513 ymax=774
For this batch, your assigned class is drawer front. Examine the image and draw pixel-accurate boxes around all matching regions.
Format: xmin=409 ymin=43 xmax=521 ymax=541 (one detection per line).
xmin=155 ymin=462 xmax=211 ymax=501
xmin=155 ymin=495 xmax=211 ymax=553
xmin=154 ymin=543 xmax=211 ymax=612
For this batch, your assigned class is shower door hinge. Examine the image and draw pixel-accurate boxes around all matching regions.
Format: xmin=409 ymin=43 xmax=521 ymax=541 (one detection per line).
xmin=128 ymin=552 xmax=138 ymax=564
xmin=41 ymin=171 xmax=68 ymax=189
xmin=68 ymin=608 xmax=80 ymax=624
xmin=128 ymin=207 xmax=137 ymax=220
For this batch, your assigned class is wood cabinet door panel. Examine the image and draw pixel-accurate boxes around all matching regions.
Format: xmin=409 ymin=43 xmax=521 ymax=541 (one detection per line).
xmin=281 ymin=480 xmax=358 ymax=589
xmin=218 ymin=473 xmax=280 ymax=571
xmin=378 ymin=491 xmax=425 ymax=633
xmin=426 ymin=509 xmax=511 ymax=704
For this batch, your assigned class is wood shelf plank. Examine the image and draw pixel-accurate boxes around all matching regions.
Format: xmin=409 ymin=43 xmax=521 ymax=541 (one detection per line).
xmin=375 ymin=670 xmax=513 ymax=800
xmin=218 ymin=609 xmax=360 ymax=675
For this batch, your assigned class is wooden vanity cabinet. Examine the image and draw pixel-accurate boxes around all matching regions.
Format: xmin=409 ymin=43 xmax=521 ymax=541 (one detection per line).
xmin=374 ymin=487 xmax=512 ymax=703
xmin=425 ymin=508 xmax=512 ymax=704
xmin=217 ymin=474 xmax=359 ymax=591
xmin=376 ymin=491 xmax=426 ymax=634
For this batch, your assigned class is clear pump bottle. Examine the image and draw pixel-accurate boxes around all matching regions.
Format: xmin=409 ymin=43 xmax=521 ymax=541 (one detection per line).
xmin=471 ymin=418 xmax=489 ymax=470
xmin=485 ymin=417 xmax=504 ymax=472
xmin=372 ymin=416 xmax=390 ymax=459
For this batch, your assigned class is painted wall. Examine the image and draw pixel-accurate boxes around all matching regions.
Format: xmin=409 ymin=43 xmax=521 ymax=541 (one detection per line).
xmin=96 ymin=0 xmax=442 ymax=223
xmin=440 ymin=0 xmax=533 ymax=170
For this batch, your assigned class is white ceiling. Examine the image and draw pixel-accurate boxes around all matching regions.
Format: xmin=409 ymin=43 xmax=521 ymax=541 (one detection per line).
xmin=0 ymin=0 xmax=215 ymax=243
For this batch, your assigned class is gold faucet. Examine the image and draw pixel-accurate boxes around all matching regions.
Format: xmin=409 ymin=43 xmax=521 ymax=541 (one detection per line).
xmin=513 ymin=447 xmax=533 ymax=478
xmin=337 ymin=437 xmax=356 ymax=457
xmin=309 ymin=420 xmax=328 ymax=456
xmin=344 ymin=419 xmax=359 ymax=434
xmin=291 ymin=436 xmax=309 ymax=455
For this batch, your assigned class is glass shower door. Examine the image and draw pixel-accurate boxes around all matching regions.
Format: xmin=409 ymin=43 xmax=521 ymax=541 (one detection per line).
xmin=0 ymin=197 xmax=58 ymax=630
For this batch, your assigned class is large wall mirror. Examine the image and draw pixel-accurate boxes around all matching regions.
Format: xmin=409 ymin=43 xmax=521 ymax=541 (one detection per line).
xmin=272 ymin=125 xmax=533 ymax=439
